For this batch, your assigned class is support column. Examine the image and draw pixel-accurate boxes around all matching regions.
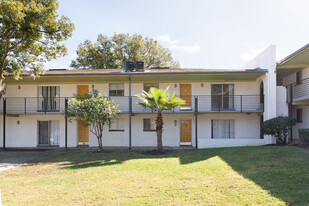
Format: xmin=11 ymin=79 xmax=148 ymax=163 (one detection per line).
xmin=3 ymin=98 xmax=6 ymax=149
xmin=65 ymin=98 xmax=68 ymax=150
xmin=195 ymin=96 xmax=198 ymax=149
xmin=128 ymin=75 xmax=132 ymax=150
xmin=289 ymin=85 xmax=293 ymax=141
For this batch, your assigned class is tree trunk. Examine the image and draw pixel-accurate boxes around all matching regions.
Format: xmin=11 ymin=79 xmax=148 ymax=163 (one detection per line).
xmin=97 ymin=134 xmax=103 ymax=151
xmin=0 ymin=79 xmax=7 ymax=100
xmin=156 ymin=111 xmax=163 ymax=151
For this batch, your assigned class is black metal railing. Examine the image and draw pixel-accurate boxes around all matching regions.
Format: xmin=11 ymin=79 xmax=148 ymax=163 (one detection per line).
xmin=287 ymin=77 xmax=309 ymax=103
xmin=0 ymin=95 xmax=263 ymax=114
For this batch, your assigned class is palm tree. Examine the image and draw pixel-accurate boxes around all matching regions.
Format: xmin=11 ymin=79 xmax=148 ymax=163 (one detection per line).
xmin=137 ymin=87 xmax=185 ymax=151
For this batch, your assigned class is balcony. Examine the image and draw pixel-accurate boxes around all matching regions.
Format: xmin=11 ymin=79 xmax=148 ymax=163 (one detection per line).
xmin=287 ymin=78 xmax=309 ymax=104
xmin=0 ymin=95 xmax=263 ymax=115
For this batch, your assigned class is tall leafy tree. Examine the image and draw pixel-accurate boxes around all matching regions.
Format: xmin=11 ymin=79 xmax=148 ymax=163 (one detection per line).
xmin=137 ymin=87 xmax=185 ymax=151
xmin=71 ymin=33 xmax=180 ymax=69
xmin=67 ymin=90 xmax=121 ymax=151
xmin=0 ymin=0 xmax=74 ymax=97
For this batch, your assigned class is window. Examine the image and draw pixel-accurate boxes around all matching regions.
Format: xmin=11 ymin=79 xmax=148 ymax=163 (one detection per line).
xmin=143 ymin=118 xmax=156 ymax=131
xmin=38 ymin=120 xmax=60 ymax=145
xmin=296 ymin=109 xmax=303 ymax=123
xmin=296 ymin=71 xmax=302 ymax=85
xmin=211 ymin=84 xmax=234 ymax=110
xmin=211 ymin=120 xmax=235 ymax=139
xmin=109 ymin=83 xmax=124 ymax=96
xmin=109 ymin=118 xmax=124 ymax=131
xmin=38 ymin=86 xmax=60 ymax=111
xmin=144 ymin=83 xmax=159 ymax=92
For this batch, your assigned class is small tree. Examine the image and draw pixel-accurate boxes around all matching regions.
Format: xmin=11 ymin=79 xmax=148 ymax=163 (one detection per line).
xmin=137 ymin=87 xmax=185 ymax=151
xmin=262 ymin=116 xmax=296 ymax=144
xmin=67 ymin=90 xmax=120 ymax=151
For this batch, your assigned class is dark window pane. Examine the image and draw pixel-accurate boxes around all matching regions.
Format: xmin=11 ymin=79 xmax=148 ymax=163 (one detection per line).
xmin=143 ymin=119 xmax=151 ymax=130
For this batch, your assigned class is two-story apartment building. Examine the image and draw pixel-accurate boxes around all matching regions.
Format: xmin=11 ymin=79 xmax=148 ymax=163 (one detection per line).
xmin=277 ymin=43 xmax=309 ymax=141
xmin=0 ymin=45 xmax=281 ymax=149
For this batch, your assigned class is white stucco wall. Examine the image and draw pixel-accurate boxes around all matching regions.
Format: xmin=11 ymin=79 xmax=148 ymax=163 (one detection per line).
xmin=0 ymin=114 xmax=76 ymax=148
xmin=3 ymin=82 xmax=261 ymax=99
xmin=243 ymin=45 xmax=277 ymax=122
xmin=276 ymin=86 xmax=288 ymax=116
xmin=0 ymin=79 xmax=268 ymax=148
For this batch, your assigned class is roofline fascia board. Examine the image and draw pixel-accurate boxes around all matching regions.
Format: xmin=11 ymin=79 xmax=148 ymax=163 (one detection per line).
xmin=4 ymin=70 xmax=267 ymax=78
xmin=277 ymin=43 xmax=309 ymax=66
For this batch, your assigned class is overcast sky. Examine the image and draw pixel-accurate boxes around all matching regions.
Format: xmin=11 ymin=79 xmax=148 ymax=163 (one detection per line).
xmin=45 ymin=0 xmax=309 ymax=70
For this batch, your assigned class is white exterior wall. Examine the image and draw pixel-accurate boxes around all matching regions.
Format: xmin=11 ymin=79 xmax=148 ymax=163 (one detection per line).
xmin=0 ymin=114 xmax=77 ymax=148
xmin=4 ymin=82 xmax=260 ymax=99
xmin=241 ymin=45 xmax=277 ymax=144
xmin=197 ymin=113 xmax=273 ymax=148
xmin=89 ymin=114 xmax=129 ymax=147
xmin=276 ymin=86 xmax=288 ymax=116
xmin=0 ymin=80 xmax=267 ymax=148
xmin=132 ymin=113 xmax=196 ymax=147
xmin=243 ymin=45 xmax=277 ymax=121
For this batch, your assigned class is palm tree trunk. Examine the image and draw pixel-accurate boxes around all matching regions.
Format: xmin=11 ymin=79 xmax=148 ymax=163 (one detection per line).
xmin=156 ymin=111 xmax=163 ymax=151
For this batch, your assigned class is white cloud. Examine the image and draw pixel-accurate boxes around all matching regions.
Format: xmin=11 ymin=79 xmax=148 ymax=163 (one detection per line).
xmin=156 ymin=35 xmax=180 ymax=44
xmin=156 ymin=34 xmax=201 ymax=54
xmin=170 ymin=43 xmax=201 ymax=53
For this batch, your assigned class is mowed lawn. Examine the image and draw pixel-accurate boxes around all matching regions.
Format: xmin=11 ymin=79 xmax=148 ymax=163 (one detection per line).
xmin=0 ymin=146 xmax=308 ymax=205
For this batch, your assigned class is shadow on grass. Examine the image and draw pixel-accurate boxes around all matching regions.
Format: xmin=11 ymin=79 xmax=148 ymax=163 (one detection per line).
xmin=32 ymin=146 xmax=309 ymax=205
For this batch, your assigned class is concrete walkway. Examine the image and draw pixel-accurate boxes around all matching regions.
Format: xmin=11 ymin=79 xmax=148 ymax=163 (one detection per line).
xmin=0 ymin=149 xmax=63 ymax=172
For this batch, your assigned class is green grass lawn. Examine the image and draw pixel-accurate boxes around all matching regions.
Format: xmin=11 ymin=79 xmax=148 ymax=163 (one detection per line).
xmin=0 ymin=146 xmax=308 ymax=205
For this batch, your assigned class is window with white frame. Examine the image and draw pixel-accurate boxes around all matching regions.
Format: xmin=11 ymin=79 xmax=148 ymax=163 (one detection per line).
xmin=109 ymin=118 xmax=124 ymax=131
xmin=38 ymin=86 xmax=60 ymax=111
xmin=143 ymin=118 xmax=156 ymax=131
xmin=211 ymin=120 xmax=235 ymax=139
xmin=109 ymin=83 xmax=124 ymax=96
xmin=144 ymin=83 xmax=159 ymax=92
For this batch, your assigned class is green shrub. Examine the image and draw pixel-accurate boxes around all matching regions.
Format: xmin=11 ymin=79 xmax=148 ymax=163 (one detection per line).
xmin=298 ymin=129 xmax=309 ymax=145
xmin=262 ymin=116 xmax=296 ymax=144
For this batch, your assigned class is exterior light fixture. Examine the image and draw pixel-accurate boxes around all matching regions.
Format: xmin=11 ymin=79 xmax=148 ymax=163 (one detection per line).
xmin=174 ymin=84 xmax=177 ymax=88
xmin=17 ymin=120 xmax=20 ymax=124
xmin=201 ymin=83 xmax=204 ymax=87
xmin=92 ymin=85 xmax=95 ymax=89
xmin=18 ymin=85 xmax=21 ymax=90
xmin=174 ymin=120 xmax=177 ymax=126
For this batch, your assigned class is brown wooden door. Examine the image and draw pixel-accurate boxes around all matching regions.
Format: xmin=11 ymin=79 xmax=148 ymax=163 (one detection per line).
xmin=78 ymin=85 xmax=89 ymax=95
xmin=180 ymin=84 xmax=192 ymax=107
xmin=78 ymin=85 xmax=89 ymax=144
xmin=180 ymin=119 xmax=192 ymax=143
xmin=78 ymin=120 xmax=89 ymax=143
